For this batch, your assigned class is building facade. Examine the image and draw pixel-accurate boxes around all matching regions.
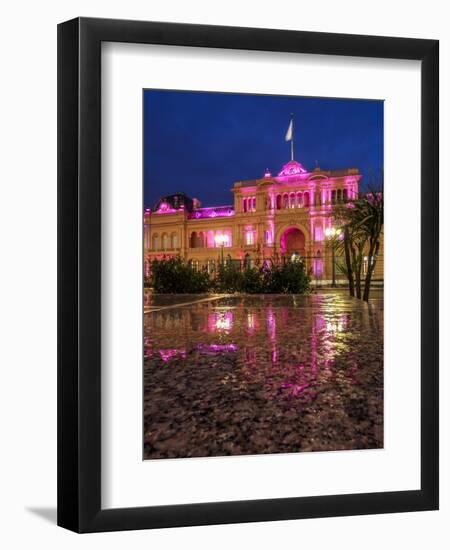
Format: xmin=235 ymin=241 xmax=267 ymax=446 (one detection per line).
xmin=144 ymin=158 xmax=383 ymax=283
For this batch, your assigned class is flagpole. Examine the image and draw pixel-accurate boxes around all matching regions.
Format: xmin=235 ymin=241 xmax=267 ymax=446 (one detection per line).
xmin=290 ymin=113 xmax=294 ymax=160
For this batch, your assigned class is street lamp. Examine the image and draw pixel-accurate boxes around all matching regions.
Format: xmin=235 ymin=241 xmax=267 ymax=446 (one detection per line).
xmin=324 ymin=226 xmax=341 ymax=287
xmin=214 ymin=233 xmax=227 ymax=265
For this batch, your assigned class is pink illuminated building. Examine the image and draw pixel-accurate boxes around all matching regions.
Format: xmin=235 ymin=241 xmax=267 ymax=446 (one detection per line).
xmin=144 ymin=158 xmax=383 ymax=282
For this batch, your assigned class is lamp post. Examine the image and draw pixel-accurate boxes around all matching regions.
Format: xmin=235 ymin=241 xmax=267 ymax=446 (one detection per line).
xmin=214 ymin=234 xmax=227 ymax=266
xmin=324 ymin=227 xmax=341 ymax=287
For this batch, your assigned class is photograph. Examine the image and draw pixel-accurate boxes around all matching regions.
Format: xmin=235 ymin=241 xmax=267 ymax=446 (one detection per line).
xmin=143 ymin=90 xmax=384 ymax=460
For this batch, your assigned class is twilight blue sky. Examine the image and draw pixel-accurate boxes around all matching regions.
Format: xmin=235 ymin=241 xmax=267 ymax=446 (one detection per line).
xmin=143 ymin=90 xmax=383 ymax=209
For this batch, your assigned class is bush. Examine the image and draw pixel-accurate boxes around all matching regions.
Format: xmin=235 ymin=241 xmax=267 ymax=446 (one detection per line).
xmin=150 ymin=257 xmax=211 ymax=293
xmin=261 ymin=261 xmax=310 ymax=294
xmin=148 ymin=257 xmax=310 ymax=294
xmin=215 ymin=261 xmax=244 ymax=293
xmin=242 ymin=267 xmax=264 ymax=294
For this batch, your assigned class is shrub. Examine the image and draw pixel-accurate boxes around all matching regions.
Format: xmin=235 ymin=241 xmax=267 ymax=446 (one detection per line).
xmin=148 ymin=257 xmax=310 ymax=294
xmin=150 ymin=256 xmax=211 ymax=293
xmin=215 ymin=261 xmax=244 ymax=293
xmin=242 ymin=267 xmax=264 ymax=294
xmin=262 ymin=261 xmax=310 ymax=294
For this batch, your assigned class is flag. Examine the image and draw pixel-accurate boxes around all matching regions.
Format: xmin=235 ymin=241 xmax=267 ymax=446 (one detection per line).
xmin=285 ymin=118 xmax=293 ymax=142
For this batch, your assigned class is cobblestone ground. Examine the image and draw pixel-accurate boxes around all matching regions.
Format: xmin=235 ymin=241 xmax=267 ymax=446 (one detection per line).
xmin=144 ymin=291 xmax=383 ymax=459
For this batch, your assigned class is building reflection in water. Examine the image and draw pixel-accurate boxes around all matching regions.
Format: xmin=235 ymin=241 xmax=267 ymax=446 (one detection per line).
xmin=143 ymin=295 xmax=380 ymax=403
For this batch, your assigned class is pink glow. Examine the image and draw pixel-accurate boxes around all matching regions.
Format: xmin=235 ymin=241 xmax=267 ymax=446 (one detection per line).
xmin=264 ymin=168 xmax=272 ymax=177
xmin=246 ymin=313 xmax=258 ymax=334
xmin=206 ymin=230 xmax=215 ymax=248
xmin=196 ymin=343 xmax=237 ymax=354
xmin=278 ymin=159 xmax=307 ymax=177
xmin=189 ymin=206 xmax=234 ymax=219
xmin=158 ymin=348 xmax=187 ymax=362
xmin=207 ymin=311 xmax=234 ymax=333
xmin=280 ymin=227 xmax=306 ymax=255
xmin=314 ymin=226 xmax=324 ymax=242
xmin=281 ymin=382 xmax=311 ymax=397
xmin=266 ymin=307 xmax=276 ymax=342
xmin=312 ymin=257 xmax=323 ymax=277
xmin=155 ymin=202 xmax=178 ymax=214
xmin=213 ymin=229 xmax=232 ymax=248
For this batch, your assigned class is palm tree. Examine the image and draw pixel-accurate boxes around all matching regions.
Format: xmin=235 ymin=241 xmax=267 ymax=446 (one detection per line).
xmin=333 ymin=178 xmax=383 ymax=301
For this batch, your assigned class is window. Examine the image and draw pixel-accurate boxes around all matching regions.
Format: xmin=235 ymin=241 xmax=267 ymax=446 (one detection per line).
xmin=245 ymin=230 xmax=255 ymax=245
xmin=276 ymin=194 xmax=281 ymax=210
xmin=152 ymin=233 xmax=159 ymax=250
xmin=314 ymin=226 xmax=324 ymax=242
xmin=207 ymin=230 xmax=215 ymax=248
xmin=289 ymin=192 xmax=296 ymax=208
xmin=265 ymin=230 xmax=272 ymax=244
xmin=171 ymin=232 xmax=178 ymax=249
xmin=243 ymin=196 xmax=256 ymax=212
xmin=331 ymin=190 xmax=337 ymax=204
xmin=296 ymin=191 xmax=302 ymax=207
xmin=337 ymin=189 xmax=342 ymax=203
xmin=161 ymin=234 xmax=168 ymax=250
xmin=283 ymin=193 xmax=288 ymax=209
xmin=343 ymin=189 xmax=348 ymax=202
xmin=190 ymin=231 xmax=199 ymax=248
xmin=303 ymin=192 xmax=310 ymax=207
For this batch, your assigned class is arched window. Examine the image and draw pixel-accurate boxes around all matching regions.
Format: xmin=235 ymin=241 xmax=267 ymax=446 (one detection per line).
xmin=289 ymin=192 xmax=296 ymax=208
xmin=243 ymin=198 xmax=247 ymax=212
xmin=161 ymin=233 xmax=168 ymax=250
xmin=152 ymin=233 xmax=159 ymax=250
xmin=252 ymin=197 xmax=256 ymax=211
xmin=190 ymin=231 xmax=198 ymax=248
xmin=283 ymin=193 xmax=289 ymax=209
xmin=207 ymin=230 xmax=215 ymax=248
xmin=331 ymin=190 xmax=337 ymax=204
xmin=337 ymin=189 xmax=342 ymax=203
xmin=199 ymin=232 xmax=205 ymax=248
xmin=171 ymin=232 xmax=178 ymax=249
xmin=296 ymin=191 xmax=302 ymax=207
xmin=343 ymin=189 xmax=348 ymax=202
xmin=276 ymin=194 xmax=281 ymax=210
xmin=303 ymin=192 xmax=310 ymax=207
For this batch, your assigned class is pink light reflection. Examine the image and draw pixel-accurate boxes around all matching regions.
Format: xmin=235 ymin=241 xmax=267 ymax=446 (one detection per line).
xmin=207 ymin=311 xmax=234 ymax=333
xmin=158 ymin=348 xmax=187 ymax=362
xmin=196 ymin=343 xmax=237 ymax=354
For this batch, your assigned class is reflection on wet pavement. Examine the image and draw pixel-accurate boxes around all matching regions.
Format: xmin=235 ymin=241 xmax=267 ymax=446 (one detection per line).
xmin=144 ymin=292 xmax=383 ymax=459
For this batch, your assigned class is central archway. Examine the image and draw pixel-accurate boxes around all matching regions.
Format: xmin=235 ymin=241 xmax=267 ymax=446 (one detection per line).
xmin=280 ymin=227 xmax=306 ymax=257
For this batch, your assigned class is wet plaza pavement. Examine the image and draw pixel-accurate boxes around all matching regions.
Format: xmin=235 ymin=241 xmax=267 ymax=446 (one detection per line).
xmin=144 ymin=291 xmax=384 ymax=459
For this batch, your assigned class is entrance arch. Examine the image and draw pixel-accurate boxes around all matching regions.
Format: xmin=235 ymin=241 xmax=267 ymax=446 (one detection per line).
xmin=280 ymin=227 xmax=306 ymax=258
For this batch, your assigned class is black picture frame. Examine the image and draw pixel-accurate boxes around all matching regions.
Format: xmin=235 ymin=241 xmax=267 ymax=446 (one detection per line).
xmin=57 ymin=17 xmax=439 ymax=533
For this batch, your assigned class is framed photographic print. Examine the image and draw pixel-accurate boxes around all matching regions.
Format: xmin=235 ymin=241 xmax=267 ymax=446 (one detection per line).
xmin=57 ymin=17 xmax=439 ymax=532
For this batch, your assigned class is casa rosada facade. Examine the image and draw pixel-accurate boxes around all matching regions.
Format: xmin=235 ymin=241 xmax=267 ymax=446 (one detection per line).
xmin=144 ymin=158 xmax=383 ymax=282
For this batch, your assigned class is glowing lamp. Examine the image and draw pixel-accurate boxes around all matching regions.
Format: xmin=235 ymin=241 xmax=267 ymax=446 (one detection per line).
xmin=214 ymin=234 xmax=228 ymax=246
xmin=325 ymin=227 xmax=341 ymax=238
